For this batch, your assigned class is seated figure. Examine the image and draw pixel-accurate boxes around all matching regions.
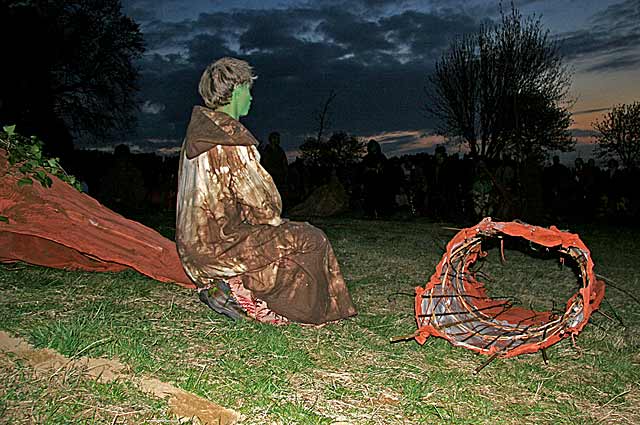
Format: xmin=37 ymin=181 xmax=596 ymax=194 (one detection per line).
xmin=176 ymin=57 xmax=357 ymax=325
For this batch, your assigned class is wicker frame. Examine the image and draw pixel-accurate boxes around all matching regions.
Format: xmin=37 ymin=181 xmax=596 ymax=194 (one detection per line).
xmin=415 ymin=218 xmax=605 ymax=360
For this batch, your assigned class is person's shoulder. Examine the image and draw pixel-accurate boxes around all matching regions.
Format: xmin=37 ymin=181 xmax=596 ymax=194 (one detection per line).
xmin=189 ymin=105 xmax=208 ymax=117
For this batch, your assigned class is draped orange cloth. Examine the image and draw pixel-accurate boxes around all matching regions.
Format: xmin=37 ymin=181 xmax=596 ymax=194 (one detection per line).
xmin=0 ymin=150 xmax=194 ymax=288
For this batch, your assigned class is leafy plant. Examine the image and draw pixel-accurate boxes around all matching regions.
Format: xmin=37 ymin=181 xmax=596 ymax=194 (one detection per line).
xmin=0 ymin=125 xmax=81 ymax=191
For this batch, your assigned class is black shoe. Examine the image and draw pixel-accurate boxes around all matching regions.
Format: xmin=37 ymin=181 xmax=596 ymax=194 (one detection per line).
xmin=198 ymin=280 xmax=248 ymax=321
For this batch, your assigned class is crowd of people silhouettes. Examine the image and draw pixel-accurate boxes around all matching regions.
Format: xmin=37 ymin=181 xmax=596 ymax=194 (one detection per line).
xmin=68 ymin=139 xmax=639 ymax=226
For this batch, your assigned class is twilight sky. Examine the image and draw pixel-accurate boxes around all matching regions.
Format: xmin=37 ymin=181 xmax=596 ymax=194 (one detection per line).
xmin=115 ymin=0 xmax=640 ymax=159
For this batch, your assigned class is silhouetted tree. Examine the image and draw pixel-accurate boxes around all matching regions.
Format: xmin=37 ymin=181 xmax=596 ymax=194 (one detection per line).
xmin=593 ymin=101 xmax=640 ymax=169
xmin=299 ymin=132 xmax=366 ymax=171
xmin=0 ymin=0 xmax=144 ymax=156
xmin=426 ymin=5 xmax=574 ymax=162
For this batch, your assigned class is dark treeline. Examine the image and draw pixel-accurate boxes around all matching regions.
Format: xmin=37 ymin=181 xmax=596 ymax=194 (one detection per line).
xmin=64 ymin=145 xmax=179 ymax=215
xmin=71 ymin=142 xmax=640 ymax=226
xmin=279 ymin=144 xmax=640 ymax=226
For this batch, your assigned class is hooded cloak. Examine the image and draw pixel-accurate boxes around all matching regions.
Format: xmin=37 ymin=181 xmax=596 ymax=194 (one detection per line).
xmin=176 ymin=106 xmax=356 ymax=324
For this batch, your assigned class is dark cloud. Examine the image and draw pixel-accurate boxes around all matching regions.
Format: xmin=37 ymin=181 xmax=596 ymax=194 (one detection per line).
xmin=316 ymin=10 xmax=395 ymax=55
xmin=129 ymin=4 xmax=482 ymax=151
xmin=125 ymin=6 xmax=156 ymax=22
xmin=379 ymin=10 xmax=478 ymax=58
xmin=586 ymin=53 xmax=640 ymax=73
xmin=596 ymin=0 xmax=640 ymax=23
xmin=141 ymin=20 xmax=199 ymax=51
xmin=186 ymin=33 xmax=235 ymax=67
xmin=571 ymin=128 xmax=598 ymax=138
xmin=573 ymin=107 xmax=611 ymax=115
xmin=558 ymin=0 xmax=640 ymax=72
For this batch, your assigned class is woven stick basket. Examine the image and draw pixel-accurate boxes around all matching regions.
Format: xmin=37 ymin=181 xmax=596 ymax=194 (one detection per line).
xmin=415 ymin=218 xmax=605 ymax=359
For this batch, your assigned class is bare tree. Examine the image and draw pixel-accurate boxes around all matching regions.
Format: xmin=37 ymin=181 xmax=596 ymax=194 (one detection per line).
xmin=593 ymin=102 xmax=640 ymax=169
xmin=315 ymin=90 xmax=337 ymax=142
xmin=300 ymin=132 xmax=365 ymax=171
xmin=426 ymin=5 xmax=574 ymax=162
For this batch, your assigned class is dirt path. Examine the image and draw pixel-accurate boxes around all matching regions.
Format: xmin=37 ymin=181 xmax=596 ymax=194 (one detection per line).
xmin=0 ymin=331 xmax=240 ymax=424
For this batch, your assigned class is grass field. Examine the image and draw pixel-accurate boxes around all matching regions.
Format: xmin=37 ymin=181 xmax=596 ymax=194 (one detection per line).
xmin=1 ymin=216 xmax=638 ymax=424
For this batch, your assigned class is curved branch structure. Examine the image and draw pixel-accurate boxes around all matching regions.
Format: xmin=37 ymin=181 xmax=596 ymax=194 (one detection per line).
xmin=415 ymin=218 xmax=605 ymax=358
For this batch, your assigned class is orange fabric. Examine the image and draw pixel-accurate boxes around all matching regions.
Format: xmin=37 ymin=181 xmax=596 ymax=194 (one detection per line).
xmin=0 ymin=151 xmax=194 ymax=288
xmin=415 ymin=218 xmax=605 ymax=358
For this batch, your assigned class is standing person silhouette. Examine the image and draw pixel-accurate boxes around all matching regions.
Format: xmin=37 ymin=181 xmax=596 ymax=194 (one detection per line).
xmin=260 ymin=131 xmax=289 ymax=205
xmin=175 ymin=57 xmax=356 ymax=324
xmin=361 ymin=139 xmax=388 ymax=218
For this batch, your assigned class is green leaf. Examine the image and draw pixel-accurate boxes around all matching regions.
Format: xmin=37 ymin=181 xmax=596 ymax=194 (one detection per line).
xmin=0 ymin=216 xmax=8 ymax=223
xmin=4 ymin=126 xmax=82 ymax=192
xmin=3 ymin=125 xmax=16 ymax=136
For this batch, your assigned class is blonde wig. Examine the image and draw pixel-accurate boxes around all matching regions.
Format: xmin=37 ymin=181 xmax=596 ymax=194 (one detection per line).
xmin=198 ymin=57 xmax=256 ymax=109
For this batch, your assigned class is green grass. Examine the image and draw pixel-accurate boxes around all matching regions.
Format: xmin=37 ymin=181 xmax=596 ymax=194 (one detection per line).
xmin=1 ymin=216 xmax=639 ymax=424
xmin=0 ymin=354 xmax=168 ymax=424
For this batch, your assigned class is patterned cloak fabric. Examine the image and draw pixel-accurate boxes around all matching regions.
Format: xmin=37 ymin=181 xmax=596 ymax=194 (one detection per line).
xmin=176 ymin=106 xmax=357 ymax=324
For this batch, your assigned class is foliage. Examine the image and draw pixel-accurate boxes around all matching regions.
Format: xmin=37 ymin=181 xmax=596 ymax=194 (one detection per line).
xmin=0 ymin=0 xmax=145 ymax=152
xmin=426 ymin=5 xmax=574 ymax=162
xmin=0 ymin=125 xmax=81 ymax=191
xmin=593 ymin=101 xmax=640 ymax=169
xmin=299 ymin=131 xmax=366 ymax=170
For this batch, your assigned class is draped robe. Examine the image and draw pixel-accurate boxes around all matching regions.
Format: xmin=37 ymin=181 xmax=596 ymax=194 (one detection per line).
xmin=176 ymin=106 xmax=356 ymax=324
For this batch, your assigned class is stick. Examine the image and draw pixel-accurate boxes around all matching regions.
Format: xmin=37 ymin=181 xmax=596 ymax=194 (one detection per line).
xmin=473 ymin=351 xmax=501 ymax=375
xmin=389 ymin=331 xmax=420 ymax=343
xmin=596 ymin=273 xmax=640 ymax=306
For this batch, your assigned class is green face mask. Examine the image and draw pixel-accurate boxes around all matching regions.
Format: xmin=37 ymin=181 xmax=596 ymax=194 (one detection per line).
xmin=233 ymin=84 xmax=252 ymax=117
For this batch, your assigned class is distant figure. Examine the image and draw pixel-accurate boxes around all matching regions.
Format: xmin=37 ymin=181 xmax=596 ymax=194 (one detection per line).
xmin=520 ymin=156 xmax=545 ymax=222
xmin=603 ymin=158 xmax=626 ymax=217
xmin=287 ymin=157 xmax=308 ymax=206
xmin=495 ymin=156 xmax=517 ymax=219
xmin=407 ymin=159 xmax=428 ymax=216
xmin=100 ymin=144 xmax=145 ymax=212
xmin=470 ymin=159 xmax=495 ymax=219
xmin=80 ymin=179 xmax=89 ymax=194
xmin=581 ymin=158 xmax=600 ymax=219
xmin=428 ymin=145 xmax=448 ymax=220
xmin=257 ymin=137 xmax=269 ymax=156
xmin=543 ymin=155 xmax=570 ymax=220
xmin=361 ymin=139 xmax=389 ymax=218
xmin=260 ymin=131 xmax=289 ymax=197
xmin=571 ymin=158 xmax=587 ymax=219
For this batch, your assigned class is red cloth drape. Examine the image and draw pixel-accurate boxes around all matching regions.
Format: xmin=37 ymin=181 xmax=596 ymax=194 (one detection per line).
xmin=0 ymin=151 xmax=194 ymax=288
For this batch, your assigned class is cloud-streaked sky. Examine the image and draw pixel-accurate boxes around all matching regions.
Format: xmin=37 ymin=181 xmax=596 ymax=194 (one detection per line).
xmin=117 ymin=0 xmax=640 ymax=157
